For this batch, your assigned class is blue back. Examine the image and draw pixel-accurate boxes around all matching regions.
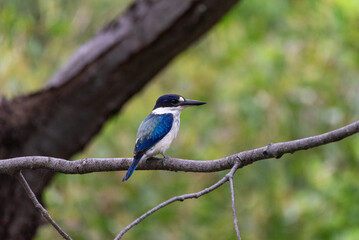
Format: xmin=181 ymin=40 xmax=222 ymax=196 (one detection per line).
xmin=134 ymin=113 xmax=174 ymax=158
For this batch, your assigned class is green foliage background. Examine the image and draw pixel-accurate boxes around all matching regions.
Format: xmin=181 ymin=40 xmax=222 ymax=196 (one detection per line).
xmin=1 ymin=0 xmax=359 ymax=239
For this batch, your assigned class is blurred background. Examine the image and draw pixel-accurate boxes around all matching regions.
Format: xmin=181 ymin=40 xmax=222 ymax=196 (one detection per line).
xmin=1 ymin=0 xmax=359 ymax=239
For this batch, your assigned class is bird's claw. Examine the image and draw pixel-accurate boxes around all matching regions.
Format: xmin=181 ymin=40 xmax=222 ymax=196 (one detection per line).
xmin=145 ymin=155 xmax=169 ymax=163
xmin=146 ymin=156 xmax=159 ymax=162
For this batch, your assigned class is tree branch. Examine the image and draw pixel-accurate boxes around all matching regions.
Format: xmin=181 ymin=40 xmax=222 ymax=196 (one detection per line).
xmin=15 ymin=172 xmax=72 ymax=240
xmin=229 ymin=174 xmax=241 ymax=240
xmin=1 ymin=120 xmax=358 ymax=175
xmin=7 ymin=120 xmax=359 ymax=239
xmin=115 ymin=162 xmax=240 ymax=239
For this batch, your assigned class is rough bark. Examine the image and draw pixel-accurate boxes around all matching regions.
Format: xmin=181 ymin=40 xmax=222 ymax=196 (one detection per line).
xmin=0 ymin=0 xmax=239 ymax=239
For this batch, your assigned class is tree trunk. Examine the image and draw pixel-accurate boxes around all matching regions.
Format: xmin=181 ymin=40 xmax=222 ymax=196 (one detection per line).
xmin=0 ymin=0 xmax=239 ymax=238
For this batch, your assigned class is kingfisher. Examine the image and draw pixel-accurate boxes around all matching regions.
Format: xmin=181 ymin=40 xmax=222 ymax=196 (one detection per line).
xmin=122 ymin=94 xmax=206 ymax=181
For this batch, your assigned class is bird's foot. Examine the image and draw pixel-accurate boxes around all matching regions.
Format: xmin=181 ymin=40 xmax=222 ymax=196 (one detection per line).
xmin=145 ymin=154 xmax=169 ymax=163
xmin=146 ymin=156 xmax=161 ymax=162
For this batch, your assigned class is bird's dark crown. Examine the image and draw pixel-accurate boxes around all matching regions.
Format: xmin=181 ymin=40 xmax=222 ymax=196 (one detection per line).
xmin=153 ymin=94 xmax=184 ymax=109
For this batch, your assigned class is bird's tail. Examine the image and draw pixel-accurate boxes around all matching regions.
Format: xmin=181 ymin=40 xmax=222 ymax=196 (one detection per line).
xmin=122 ymin=156 xmax=142 ymax=182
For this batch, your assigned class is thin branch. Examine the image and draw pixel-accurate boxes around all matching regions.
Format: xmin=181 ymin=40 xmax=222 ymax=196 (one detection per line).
xmin=229 ymin=175 xmax=241 ymax=240
xmin=15 ymin=172 xmax=72 ymax=240
xmin=115 ymin=163 xmax=240 ymax=240
xmin=1 ymin=120 xmax=359 ymax=175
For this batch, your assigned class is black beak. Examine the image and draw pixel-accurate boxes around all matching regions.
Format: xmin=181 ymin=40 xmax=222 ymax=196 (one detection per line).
xmin=180 ymin=99 xmax=206 ymax=106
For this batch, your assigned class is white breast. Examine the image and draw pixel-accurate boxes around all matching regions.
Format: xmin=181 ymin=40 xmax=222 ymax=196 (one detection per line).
xmin=145 ymin=107 xmax=182 ymax=157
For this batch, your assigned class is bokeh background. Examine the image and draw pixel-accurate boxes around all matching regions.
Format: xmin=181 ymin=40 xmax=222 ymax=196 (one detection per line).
xmin=1 ymin=0 xmax=359 ymax=239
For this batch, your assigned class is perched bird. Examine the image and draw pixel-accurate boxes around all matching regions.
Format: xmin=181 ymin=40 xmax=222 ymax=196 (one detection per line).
xmin=122 ymin=94 xmax=206 ymax=181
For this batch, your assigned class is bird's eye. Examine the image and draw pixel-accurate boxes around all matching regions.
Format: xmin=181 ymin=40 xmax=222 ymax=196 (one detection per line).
xmin=171 ymin=99 xmax=177 ymax=103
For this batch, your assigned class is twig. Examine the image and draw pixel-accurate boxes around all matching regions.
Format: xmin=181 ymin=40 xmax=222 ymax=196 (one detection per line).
xmin=115 ymin=163 xmax=240 ymax=240
xmin=1 ymin=120 xmax=359 ymax=175
xmin=15 ymin=172 xmax=72 ymax=240
xmin=229 ymin=175 xmax=241 ymax=240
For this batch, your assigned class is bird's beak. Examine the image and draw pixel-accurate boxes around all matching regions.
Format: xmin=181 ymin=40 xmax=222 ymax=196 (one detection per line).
xmin=180 ymin=99 xmax=206 ymax=107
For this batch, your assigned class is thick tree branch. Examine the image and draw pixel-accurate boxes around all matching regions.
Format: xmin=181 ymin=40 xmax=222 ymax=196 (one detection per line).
xmin=1 ymin=120 xmax=358 ymax=174
xmin=0 ymin=0 xmax=239 ymax=160
xmin=15 ymin=172 xmax=72 ymax=240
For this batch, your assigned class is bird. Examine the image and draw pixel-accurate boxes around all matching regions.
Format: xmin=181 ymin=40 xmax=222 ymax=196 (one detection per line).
xmin=122 ymin=94 xmax=206 ymax=181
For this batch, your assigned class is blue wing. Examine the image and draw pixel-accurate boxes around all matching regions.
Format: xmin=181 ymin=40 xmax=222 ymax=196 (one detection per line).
xmin=134 ymin=113 xmax=174 ymax=158
xmin=122 ymin=113 xmax=173 ymax=182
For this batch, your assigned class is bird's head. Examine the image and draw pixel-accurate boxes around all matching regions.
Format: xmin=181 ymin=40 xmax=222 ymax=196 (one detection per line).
xmin=153 ymin=94 xmax=206 ymax=111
